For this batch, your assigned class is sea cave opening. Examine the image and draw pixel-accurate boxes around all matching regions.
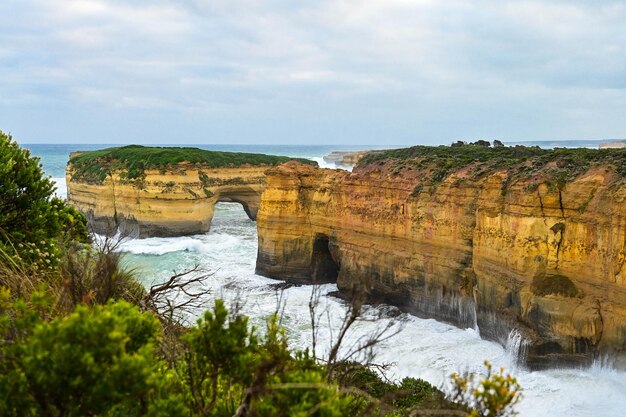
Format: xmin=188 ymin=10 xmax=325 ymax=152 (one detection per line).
xmin=311 ymin=234 xmax=340 ymax=284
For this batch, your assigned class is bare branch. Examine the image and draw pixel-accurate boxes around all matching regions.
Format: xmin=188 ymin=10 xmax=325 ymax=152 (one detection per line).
xmin=141 ymin=264 xmax=213 ymax=327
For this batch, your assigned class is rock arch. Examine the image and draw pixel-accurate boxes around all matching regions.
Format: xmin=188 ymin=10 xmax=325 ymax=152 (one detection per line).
xmin=67 ymin=166 xmax=268 ymax=237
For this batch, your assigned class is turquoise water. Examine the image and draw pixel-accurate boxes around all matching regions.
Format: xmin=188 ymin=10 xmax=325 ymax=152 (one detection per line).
xmin=22 ymin=141 xmax=626 ymax=417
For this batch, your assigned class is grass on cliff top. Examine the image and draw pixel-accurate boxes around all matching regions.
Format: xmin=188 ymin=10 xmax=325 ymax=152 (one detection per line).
xmin=69 ymin=145 xmax=316 ymax=183
xmin=356 ymin=143 xmax=626 ymax=186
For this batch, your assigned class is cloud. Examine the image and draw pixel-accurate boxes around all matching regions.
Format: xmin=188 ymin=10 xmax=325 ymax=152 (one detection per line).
xmin=0 ymin=0 xmax=625 ymax=144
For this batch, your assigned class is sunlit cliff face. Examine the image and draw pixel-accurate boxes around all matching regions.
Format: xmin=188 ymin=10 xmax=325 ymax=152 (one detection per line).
xmin=66 ymin=165 xmax=267 ymax=237
xmin=256 ymin=161 xmax=626 ymax=369
xmin=67 ymin=150 xmax=626 ymax=369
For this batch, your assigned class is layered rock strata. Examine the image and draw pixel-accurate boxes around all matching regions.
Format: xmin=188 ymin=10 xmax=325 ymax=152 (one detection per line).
xmin=256 ymin=159 xmax=626 ymax=368
xmin=67 ymin=164 xmax=267 ymax=236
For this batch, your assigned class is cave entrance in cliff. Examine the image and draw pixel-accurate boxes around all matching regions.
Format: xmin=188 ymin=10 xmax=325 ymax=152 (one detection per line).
xmin=311 ymin=235 xmax=339 ymax=284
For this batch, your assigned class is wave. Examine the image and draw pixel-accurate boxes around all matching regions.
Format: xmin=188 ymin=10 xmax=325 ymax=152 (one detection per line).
xmin=52 ymin=153 xmax=626 ymax=417
xmin=118 ymin=236 xmax=208 ymax=255
xmin=310 ymin=156 xmax=337 ymax=169
xmin=309 ymin=156 xmax=355 ymax=171
xmin=51 ymin=177 xmax=67 ymax=199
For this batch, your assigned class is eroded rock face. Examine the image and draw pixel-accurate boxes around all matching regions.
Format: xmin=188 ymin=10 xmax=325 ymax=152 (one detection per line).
xmin=256 ymin=161 xmax=626 ymax=368
xmin=67 ymin=164 xmax=267 ymax=237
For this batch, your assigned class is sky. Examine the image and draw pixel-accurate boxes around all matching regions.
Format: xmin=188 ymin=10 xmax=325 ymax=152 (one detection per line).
xmin=1 ymin=0 xmax=625 ymax=145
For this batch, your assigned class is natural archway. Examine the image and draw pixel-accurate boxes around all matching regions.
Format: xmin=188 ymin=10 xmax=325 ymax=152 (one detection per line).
xmin=67 ymin=162 xmax=269 ymax=237
xmin=213 ymin=184 xmax=262 ymax=222
xmin=200 ymin=186 xmax=262 ymax=234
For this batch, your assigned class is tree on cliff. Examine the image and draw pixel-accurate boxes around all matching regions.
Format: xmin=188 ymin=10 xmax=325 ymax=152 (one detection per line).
xmin=471 ymin=140 xmax=491 ymax=147
xmin=0 ymin=130 xmax=87 ymax=268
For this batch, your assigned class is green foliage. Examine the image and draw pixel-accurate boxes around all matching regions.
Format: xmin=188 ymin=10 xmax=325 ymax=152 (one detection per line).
xmin=395 ymin=377 xmax=455 ymax=410
xmin=0 ymin=290 xmax=521 ymax=417
xmin=58 ymin=241 xmax=147 ymax=307
xmin=357 ymin=143 xmax=626 ymax=187
xmin=0 ymin=295 xmax=178 ymax=417
xmin=252 ymin=351 xmax=353 ymax=417
xmin=162 ymin=181 xmax=176 ymax=193
xmin=69 ymin=145 xmax=317 ymax=184
xmin=0 ymin=288 xmax=54 ymax=416
xmin=182 ymin=299 xmax=260 ymax=414
xmin=550 ymin=222 xmax=565 ymax=234
xmin=333 ymin=363 xmax=463 ymax=416
xmin=577 ymin=189 xmax=596 ymax=213
xmin=335 ymin=363 xmax=392 ymax=398
xmin=180 ymin=300 xmax=356 ymax=417
xmin=450 ymin=361 xmax=522 ymax=417
xmin=199 ymin=171 xmax=214 ymax=187
xmin=0 ymin=295 xmax=361 ymax=417
xmin=0 ymin=131 xmax=88 ymax=267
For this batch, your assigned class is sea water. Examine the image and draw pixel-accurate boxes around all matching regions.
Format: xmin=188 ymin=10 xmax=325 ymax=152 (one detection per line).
xmin=23 ymin=141 xmax=626 ymax=417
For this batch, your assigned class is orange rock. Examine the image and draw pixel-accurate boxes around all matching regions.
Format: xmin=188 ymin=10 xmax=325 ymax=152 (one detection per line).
xmin=256 ymin=161 xmax=626 ymax=368
xmin=66 ymin=164 xmax=267 ymax=236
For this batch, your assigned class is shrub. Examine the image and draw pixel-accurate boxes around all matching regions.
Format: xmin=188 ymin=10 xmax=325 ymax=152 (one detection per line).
xmin=357 ymin=143 xmax=626 ymax=189
xmin=0 ymin=131 xmax=88 ymax=268
xmin=58 ymin=239 xmax=146 ymax=308
xmin=69 ymin=145 xmax=317 ymax=184
xmin=450 ymin=361 xmax=522 ymax=417
xmin=0 ymin=291 xmax=521 ymax=417
xmin=0 ymin=296 xmax=183 ymax=417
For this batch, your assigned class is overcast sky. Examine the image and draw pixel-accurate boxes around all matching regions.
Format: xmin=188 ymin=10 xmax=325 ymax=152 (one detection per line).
xmin=1 ymin=0 xmax=625 ymax=145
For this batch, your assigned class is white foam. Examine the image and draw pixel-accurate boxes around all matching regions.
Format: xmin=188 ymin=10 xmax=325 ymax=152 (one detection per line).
xmin=52 ymin=177 xmax=67 ymax=199
xmin=310 ymin=156 xmax=353 ymax=172
xmin=119 ymin=236 xmax=210 ymax=255
xmin=112 ymin=201 xmax=626 ymax=417
xmin=311 ymin=156 xmax=337 ymax=169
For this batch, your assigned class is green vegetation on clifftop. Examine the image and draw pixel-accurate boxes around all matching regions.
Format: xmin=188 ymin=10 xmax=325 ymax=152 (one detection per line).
xmin=69 ymin=145 xmax=317 ymax=183
xmin=357 ymin=144 xmax=626 ymax=186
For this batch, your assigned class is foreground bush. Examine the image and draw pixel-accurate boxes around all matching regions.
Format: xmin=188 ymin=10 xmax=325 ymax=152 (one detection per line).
xmin=0 ymin=130 xmax=87 ymax=272
xmin=0 ymin=294 xmax=182 ymax=417
xmin=0 ymin=296 xmax=358 ymax=417
xmin=0 ymin=291 xmax=520 ymax=417
xmin=0 ymin=136 xmax=521 ymax=416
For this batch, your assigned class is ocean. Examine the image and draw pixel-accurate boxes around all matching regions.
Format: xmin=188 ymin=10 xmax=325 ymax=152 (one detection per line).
xmin=21 ymin=141 xmax=626 ymax=417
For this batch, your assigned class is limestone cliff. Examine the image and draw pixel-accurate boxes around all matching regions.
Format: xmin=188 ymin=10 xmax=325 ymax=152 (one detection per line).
xmin=256 ymin=147 xmax=626 ymax=368
xmin=66 ymin=145 xmax=315 ymax=236
xmin=67 ymin=164 xmax=268 ymax=236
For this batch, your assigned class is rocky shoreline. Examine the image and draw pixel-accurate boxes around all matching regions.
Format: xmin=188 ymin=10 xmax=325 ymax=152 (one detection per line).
xmin=67 ymin=144 xmax=626 ymax=368
xmin=255 ymin=146 xmax=626 ymax=369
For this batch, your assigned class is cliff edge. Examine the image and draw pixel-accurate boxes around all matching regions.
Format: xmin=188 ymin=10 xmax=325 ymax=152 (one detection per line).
xmin=256 ymin=145 xmax=626 ymax=368
xmin=66 ymin=145 xmax=315 ymax=236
